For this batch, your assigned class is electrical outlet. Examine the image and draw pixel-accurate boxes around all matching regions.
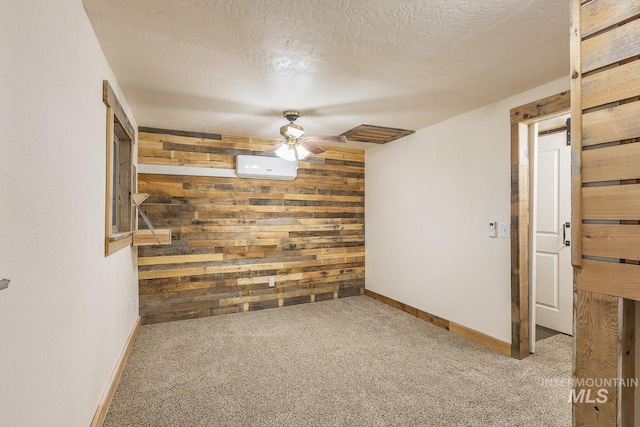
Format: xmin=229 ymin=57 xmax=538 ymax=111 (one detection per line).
xmin=268 ymin=277 xmax=275 ymax=287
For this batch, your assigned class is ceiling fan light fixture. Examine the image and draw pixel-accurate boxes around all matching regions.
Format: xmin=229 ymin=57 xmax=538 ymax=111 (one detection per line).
xmin=275 ymin=143 xmax=309 ymax=162
xmin=280 ymin=122 xmax=305 ymax=139
xmin=295 ymin=144 xmax=310 ymax=160
xmin=259 ymin=109 xmax=342 ymax=160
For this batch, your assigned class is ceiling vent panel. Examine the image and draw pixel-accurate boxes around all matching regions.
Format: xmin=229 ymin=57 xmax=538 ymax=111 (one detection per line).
xmin=341 ymin=124 xmax=415 ymax=144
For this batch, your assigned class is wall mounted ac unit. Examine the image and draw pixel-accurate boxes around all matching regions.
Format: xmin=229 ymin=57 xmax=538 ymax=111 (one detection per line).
xmin=236 ymin=155 xmax=297 ymax=181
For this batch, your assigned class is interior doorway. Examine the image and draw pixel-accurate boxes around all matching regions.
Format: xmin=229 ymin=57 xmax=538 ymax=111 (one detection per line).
xmin=529 ymin=114 xmax=572 ymax=353
xmin=509 ymin=91 xmax=570 ymax=359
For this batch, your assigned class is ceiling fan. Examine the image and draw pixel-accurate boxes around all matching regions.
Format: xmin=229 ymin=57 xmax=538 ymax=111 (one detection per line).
xmin=261 ymin=111 xmax=347 ymax=161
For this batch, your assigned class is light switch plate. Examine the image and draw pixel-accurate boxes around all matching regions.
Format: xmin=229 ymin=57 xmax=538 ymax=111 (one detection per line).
xmin=499 ymin=223 xmax=510 ymax=238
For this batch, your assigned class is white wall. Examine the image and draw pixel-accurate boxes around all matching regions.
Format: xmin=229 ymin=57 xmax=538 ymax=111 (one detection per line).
xmin=365 ymin=77 xmax=568 ymax=343
xmin=0 ymin=2 xmax=139 ymax=426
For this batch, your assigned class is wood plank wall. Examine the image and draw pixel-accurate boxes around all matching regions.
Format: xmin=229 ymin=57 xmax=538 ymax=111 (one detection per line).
xmin=571 ymin=1 xmax=639 ymax=424
xmin=572 ymin=0 xmax=640 ymax=293
xmin=136 ymin=129 xmax=365 ymax=324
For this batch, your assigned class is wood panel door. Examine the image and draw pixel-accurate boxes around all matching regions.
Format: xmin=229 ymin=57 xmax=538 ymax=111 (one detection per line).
xmin=535 ymin=131 xmax=572 ymax=335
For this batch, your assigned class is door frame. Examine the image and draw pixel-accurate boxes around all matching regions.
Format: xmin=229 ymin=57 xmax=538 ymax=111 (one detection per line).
xmin=509 ymin=91 xmax=570 ymax=359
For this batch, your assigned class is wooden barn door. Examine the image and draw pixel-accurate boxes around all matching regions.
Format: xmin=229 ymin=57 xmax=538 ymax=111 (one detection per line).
xmin=571 ymin=0 xmax=640 ymax=425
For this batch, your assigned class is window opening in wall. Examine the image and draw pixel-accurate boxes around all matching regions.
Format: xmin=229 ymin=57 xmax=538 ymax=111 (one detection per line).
xmin=111 ymin=122 xmax=133 ymax=234
xmin=103 ymin=80 xmax=136 ymax=255
xmin=112 ymin=134 xmax=119 ymax=232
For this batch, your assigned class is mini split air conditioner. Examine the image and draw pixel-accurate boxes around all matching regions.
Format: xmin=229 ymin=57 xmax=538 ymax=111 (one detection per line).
xmin=235 ymin=155 xmax=297 ymax=181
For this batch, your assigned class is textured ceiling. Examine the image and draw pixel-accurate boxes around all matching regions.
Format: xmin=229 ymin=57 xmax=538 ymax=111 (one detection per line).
xmin=83 ymin=0 xmax=569 ymax=146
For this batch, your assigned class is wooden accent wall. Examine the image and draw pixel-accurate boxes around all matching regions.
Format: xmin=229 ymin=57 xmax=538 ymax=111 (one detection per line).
xmin=136 ymin=129 xmax=365 ymax=324
xmin=571 ymin=1 xmax=639 ymax=424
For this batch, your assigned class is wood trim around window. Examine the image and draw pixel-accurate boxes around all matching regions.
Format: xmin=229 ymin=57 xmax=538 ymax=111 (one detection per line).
xmin=103 ymin=80 xmax=136 ymax=256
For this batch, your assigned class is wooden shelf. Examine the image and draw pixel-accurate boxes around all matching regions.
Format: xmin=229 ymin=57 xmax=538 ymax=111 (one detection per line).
xmin=133 ymin=229 xmax=171 ymax=246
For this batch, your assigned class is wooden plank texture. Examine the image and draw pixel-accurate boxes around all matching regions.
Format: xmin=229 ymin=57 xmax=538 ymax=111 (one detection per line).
xmin=581 ymin=0 xmax=640 ymax=38
xmin=582 ymin=18 xmax=640 ymax=73
xmin=138 ymin=253 xmax=223 ymax=266
xmin=583 ymin=224 xmax=640 ymax=260
xmin=620 ymin=298 xmax=636 ymax=426
xmin=582 ymin=59 xmax=640 ymax=110
xmin=510 ymin=123 xmax=529 ymax=359
xmin=102 ymin=80 xmax=135 ymax=142
xmin=137 ymin=129 xmax=365 ymax=324
xmin=510 ymin=91 xmax=570 ymax=124
xmin=573 ymin=3 xmax=639 ymax=426
xmin=582 ymin=184 xmax=640 ymax=220
xmin=133 ymin=229 xmax=172 ymax=246
xmin=107 ymin=234 xmax=132 ymax=255
xmin=340 ymin=124 xmax=415 ymax=144
xmin=576 ymin=260 xmax=640 ymax=300
xmin=574 ymin=290 xmax=622 ymax=425
xmin=582 ymin=100 xmax=640 ymax=147
xmin=570 ymin=0 xmax=583 ymax=268
xmin=582 ymin=142 xmax=640 ymax=183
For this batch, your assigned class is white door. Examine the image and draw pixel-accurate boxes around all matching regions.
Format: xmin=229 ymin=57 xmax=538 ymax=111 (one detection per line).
xmin=535 ymin=130 xmax=572 ymax=335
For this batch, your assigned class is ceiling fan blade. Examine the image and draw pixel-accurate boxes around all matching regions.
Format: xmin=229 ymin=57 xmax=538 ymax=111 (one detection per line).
xmin=304 ymin=135 xmax=347 ymax=144
xmin=260 ymin=142 xmax=284 ymax=156
xmin=301 ymin=141 xmax=325 ymax=155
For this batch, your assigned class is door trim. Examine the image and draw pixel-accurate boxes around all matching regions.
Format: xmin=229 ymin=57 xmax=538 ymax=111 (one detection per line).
xmin=509 ymin=91 xmax=570 ymax=359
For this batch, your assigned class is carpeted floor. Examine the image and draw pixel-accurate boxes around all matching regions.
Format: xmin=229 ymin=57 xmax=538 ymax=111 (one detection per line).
xmin=105 ymin=296 xmax=571 ymax=426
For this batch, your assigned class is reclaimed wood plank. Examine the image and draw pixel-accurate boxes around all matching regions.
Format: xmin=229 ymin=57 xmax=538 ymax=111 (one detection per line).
xmin=583 ymin=224 xmax=640 ymax=260
xmin=574 ymin=289 xmax=622 ymax=425
xmin=583 ymin=101 xmax=640 ymax=146
xmin=582 ymin=184 xmax=640 ymax=220
xmin=510 ymin=91 xmax=570 ymax=124
xmin=576 ymin=260 xmax=640 ymax=300
xmin=103 ymin=80 xmax=135 ymax=141
xmin=570 ymin=0 xmax=583 ymax=268
xmin=582 ymin=59 xmax=640 ymax=110
xmin=133 ymin=229 xmax=171 ymax=246
xmin=582 ymin=18 xmax=640 ymax=73
xmin=582 ymin=142 xmax=640 ymax=183
xmin=138 ymin=253 xmax=223 ymax=266
xmin=581 ymin=0 xmax=640 ymax=38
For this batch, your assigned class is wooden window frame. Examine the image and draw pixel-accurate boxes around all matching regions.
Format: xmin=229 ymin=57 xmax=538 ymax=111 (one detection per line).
xmin=103 ymin=80 xmax=136 ymax=256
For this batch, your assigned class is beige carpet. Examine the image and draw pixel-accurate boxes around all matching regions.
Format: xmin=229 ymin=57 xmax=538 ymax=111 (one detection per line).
xmin=105 ymin=296 xmax=571 ymax=426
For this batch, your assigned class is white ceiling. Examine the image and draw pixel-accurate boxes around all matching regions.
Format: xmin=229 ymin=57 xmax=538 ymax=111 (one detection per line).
xmin=83 ymin=0 xmax=569 ymax=146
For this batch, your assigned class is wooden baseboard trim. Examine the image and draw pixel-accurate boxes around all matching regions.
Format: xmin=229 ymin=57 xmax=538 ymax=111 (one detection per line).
xmin=364 ymin=289 xmax=510 ymax=357
xmin=91 ymin=316 xmax=141 ymax=427
xmin=448 ymin=322 xmax=511 ymax=356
